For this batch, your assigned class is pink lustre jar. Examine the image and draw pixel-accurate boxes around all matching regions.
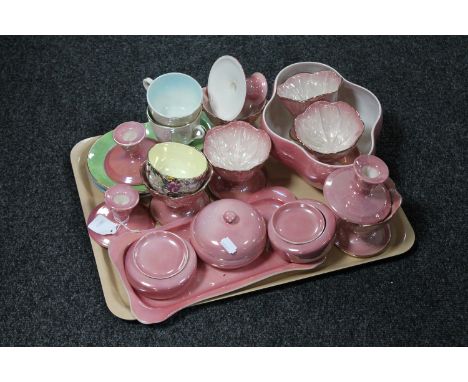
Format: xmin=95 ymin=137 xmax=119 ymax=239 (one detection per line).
xmin=190 ymin=199 xmax=267 ymax=269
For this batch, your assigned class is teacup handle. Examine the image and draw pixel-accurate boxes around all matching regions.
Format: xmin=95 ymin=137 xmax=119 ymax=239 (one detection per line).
xmin=192 ymin=125 xmax=206 ymax=141
xmin=143 ymin=78 xmax=153 ymax=91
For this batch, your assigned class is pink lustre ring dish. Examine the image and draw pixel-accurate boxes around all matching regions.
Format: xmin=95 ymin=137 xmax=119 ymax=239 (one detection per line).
xmin=261 ymin=62 xmax=382 ymax=189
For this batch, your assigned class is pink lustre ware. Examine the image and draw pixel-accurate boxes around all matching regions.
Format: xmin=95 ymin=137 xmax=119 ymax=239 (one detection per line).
xmin=323 ymin=155 xmax=402 ymax=257
xmin=293 ymin=101 xmax=365 ymax=162
xmin=87 ymin=184 xmax=155 ymax=248
xmin=268 ymin=200 xmax=336 ymax=263
xmin=141 ymin=162 xmax=213 ymax=225
xmin=108 ymin=212 xmax=325 ymax=324
xmin=204 ymin=121 xmax=271 ymax=199
xmin=261 ymin=62 xmax=382 ymax=189
xmin=277 ymin=70 xmax=342 ymax=116
xmin=125 ymin=231 xmax=197 ymax=299
xmin=204 ymin=56 xmax=268 ymax=124
xmin=190 ymin=199 xmax=267 ymax=269
xmin=104 ymin=122 xmax=156 ymax=185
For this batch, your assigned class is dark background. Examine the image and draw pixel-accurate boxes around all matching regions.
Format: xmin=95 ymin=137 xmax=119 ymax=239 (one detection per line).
xmin=0 ymin=36 xmax=466 ymax=346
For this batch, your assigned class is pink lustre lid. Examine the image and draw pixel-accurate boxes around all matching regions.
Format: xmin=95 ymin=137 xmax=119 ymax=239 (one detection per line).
xmin=190 ymin=199 xmax=267 ymax=269
xmin=323 ymin=155 xmax=392 ymax=225
xmin=271 ymin=201 xmax=325 ymax=244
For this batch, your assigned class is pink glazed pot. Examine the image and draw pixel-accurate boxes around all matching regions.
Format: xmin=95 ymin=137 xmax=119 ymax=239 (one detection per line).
xmin=190 ymin=199 xmax=267 ymax=269
xmin=261 ymin=62 xmax=382 ymax=189
xmin=268 ymin=199 xmax=336 ymax=263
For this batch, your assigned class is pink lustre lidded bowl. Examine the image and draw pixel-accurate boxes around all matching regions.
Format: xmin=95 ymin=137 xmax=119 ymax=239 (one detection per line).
xmin=190 ymin=199 xmax=267 ymax=269
xmin=125 ymin=231 xmax=197 ymax=299
xmin=261 ymin=62 xmax=382 ymax=189
xmin=268 ymin=199 xmax=336 ymax=264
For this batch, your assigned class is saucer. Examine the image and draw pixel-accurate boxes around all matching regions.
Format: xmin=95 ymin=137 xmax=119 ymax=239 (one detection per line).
xmin=87 ymin=202 xmax=155 ymax=248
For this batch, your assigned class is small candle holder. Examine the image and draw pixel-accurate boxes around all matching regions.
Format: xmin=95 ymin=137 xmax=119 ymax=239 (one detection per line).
xmin=104 ymin=122 xmax=156 ymax=185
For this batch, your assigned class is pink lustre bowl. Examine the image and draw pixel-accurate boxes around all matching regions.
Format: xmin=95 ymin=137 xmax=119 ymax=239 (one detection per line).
xmin=277 ymin=70 xmax=342 ymax=116
xmin=294 ymin=101 xmax=365 ymax=162
xmin=204 ymin=122 xmax=271 ymax=197
xmin=261 ymin=62 xmax=382 ymax=189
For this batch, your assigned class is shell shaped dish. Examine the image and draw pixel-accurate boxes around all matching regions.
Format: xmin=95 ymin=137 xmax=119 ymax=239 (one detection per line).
xmin=203 ymin=121 xmax=271 ymax=172
xmin=261 ymin=62 xmax=382 ymax=189
xmin=277 ymin=70 xmax=342 ymax=116
xmin=294 ymin=101 xmax=365 ymax=156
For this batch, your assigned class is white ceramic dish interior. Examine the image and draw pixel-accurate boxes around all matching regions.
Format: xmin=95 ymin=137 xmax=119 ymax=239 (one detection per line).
xmin=263 ymin=62 xmax=382 ymax=162
xmin=204 ymin=122 xmax=271 ymax=171
xmin=294 ymin=101 xmax=365 ymax=154
xmin=277 ymin=71 xmax=342 ymax=101
xmin=148 ymin=142 xmax=207 ymax=178
xmin=208 ymin=56 xmax=247 ymax=122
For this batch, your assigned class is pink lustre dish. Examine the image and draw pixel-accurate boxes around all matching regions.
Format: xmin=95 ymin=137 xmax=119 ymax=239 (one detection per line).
xmin=277 ymin=70 xmax=342 ymax=116
xmin=294 ymin=101 xmax=365 ymax=161
xmin=261 ymin=62 xmax=382 ymax=189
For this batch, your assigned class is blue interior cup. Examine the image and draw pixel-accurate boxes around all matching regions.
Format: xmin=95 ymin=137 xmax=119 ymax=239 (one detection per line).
xmin=146 ymin=73 xmax=203 ymax=127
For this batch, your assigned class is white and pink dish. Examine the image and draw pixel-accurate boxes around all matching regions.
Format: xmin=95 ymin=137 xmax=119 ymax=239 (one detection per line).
xmin=261 ymin=62 xmax=382 ymax=189
xmin=203 ymin=121 xmax=271 ymax=199
xmin=294 ymin=101 xmax=365 ymax=161
xmin=277 ymin=70 xmax=342 ymax=116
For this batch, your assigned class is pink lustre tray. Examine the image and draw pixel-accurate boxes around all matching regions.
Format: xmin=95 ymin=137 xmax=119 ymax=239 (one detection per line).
xmin=71 ymin=136 xmax=415 ymax=323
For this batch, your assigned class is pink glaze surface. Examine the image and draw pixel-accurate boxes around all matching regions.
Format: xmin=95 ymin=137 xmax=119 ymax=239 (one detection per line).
xmin=87 ymin=202 xmax=155 ymax=248
xmin=245 ymin=186 xmax=296 ymax=222
xmin=150 ymin=190 xmax=210 ymax=225
xmin=268 ymin=200 xmax=336 ymax=263
xmin=245 ymin=72 xmax=268 ymax=106
xmin=277 ymin=71 xmax=342 ymax=116
xmin=261 ymin=62 xmax=382 ymax=189
xmin=335 ymin=220 xmax=391 ymax=258
xmin=108 ymin=209 xmax=325 ymax=324
xmin=125 ymin=231 xmax=197 ymax=299
xmin=190 ymin=199 xmax=267 ymax=269
xmin=105 ymin=138 xmax=155 ymax=185
xmin=209 ymin=169 xmax=267 ymax=201
xmin=323 ymin=155 xmax=392 ymax=225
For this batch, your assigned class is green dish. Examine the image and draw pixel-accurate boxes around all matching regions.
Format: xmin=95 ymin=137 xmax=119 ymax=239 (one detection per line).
xmin=87 ymin=113 xmax=213 ymax=193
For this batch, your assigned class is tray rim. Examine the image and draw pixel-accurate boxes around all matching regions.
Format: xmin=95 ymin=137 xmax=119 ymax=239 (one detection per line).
xmin=71 ymin=136 xmax=415 ymax=321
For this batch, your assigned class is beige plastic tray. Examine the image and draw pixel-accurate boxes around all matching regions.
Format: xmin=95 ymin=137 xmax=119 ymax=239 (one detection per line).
xmin=71 ymin=136 xmax=415 ymax=321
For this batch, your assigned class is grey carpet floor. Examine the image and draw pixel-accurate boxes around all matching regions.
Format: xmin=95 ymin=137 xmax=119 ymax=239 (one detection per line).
xmin=0 ymin=36 xmax=466 ymax=346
